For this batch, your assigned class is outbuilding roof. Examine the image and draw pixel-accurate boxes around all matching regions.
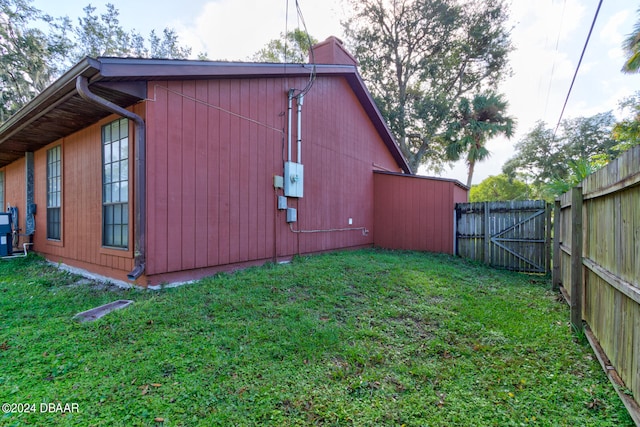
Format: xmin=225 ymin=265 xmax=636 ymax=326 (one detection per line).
xmin=0 ymin=56 xmax=411 ymax=173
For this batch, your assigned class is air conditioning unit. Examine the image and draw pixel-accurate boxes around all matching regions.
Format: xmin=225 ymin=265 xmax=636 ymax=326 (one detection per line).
xmin=0 ymin=213 xmax=12 ymax=257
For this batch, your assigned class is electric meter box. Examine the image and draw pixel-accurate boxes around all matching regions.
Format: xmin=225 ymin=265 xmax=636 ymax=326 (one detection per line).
xmin=0 ymin=213 xmax=12 ymax=256
xmin=284 ymin=162 xmax=304 ymax=198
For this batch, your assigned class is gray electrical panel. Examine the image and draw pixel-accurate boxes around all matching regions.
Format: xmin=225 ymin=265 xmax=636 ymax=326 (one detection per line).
xmin=278 ymin=196 xmax=288 ymax=210
xmin=284 ymin=162 xmax=304 ymax=198
xmin=286 ymin=208 xmax=297 ymax=223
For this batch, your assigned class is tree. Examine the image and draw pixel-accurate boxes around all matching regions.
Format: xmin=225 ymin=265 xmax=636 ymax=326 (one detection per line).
xmin=503 ymin=113 xmax=618 ymax=193
xmin=73 ymin=3 xmax=132 ymax=60
xmin=252 ymin=29 xmax=317 ymax=63
xmin=445 ymin=92 xmax=514 ymax=187
xmin=543 ymin=158 xmax=598 ymax=200
xmin=612 ymin=92 xmax=640 ymax=151
xmin=71 ymin=3 xmax=192 ymax=62
xmin=469 ymin=174 xmax=531 ymax=202
xmin=622 ymin=7 xmax=640 ymax=73
xmin=0 ymin=1 xmax=196 ymax=124
xmin=0 ymin=0 xmax=70 ymax=121
xmin=148 ymin=28 xmax=192 ymax=59
xmin=343 ymin=0 xmax=512 ymax=172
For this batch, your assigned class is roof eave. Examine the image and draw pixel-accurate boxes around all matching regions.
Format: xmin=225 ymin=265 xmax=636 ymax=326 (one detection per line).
xmin=343 ymin=71 xmax=412 ymax=174
xmin=0 ymin=57 xmax=411 ymax=174
xmin=0 ymin=57 xmax=101 ymax=138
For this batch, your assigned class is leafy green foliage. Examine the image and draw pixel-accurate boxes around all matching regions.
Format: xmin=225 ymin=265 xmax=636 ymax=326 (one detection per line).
xmin=543 ymin=158 xmax=599 ymax=200
xmin=0 ymin=0 xmax=70 ymax=121
xmin=503 ymin=113 xmax=618 ymax=194
xmin=446 ymin=92 xmax=515 ymax=186
xmin=72 ymin=4 xmax=192 ymax=62
xmin=343 ymin=0 xmax=512 ymax=173
xmin=622 ymin=7 xmax=640 ymax=73
xmin=0 ymin=251 xmax=633 ymax=425
xmin=0 ymin=0 xmax=195 ymax=125
xmin=612 ymin=92 xmax=640 ymax=151
xmin=252 ymin=29 xmax=317 ymax=63
xmin=470 ymin=174 xmax=532 ymax=202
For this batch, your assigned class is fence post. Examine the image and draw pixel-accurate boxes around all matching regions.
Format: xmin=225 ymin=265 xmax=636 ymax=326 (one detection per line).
xmin=570 ymin=186 xmax=583 ymax=332
xmin=552 ymin=199 xmax=561 ymax=291
xmin=545 ymin=203 xmax=552 ymax=275
xmin=483 ymin=202 xmax=491 ymax=265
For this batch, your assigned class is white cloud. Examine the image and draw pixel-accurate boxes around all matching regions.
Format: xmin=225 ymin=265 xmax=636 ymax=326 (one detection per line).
xmin=600 ymin=10 xmax=630 ymax=47
xmin=176 ymin=0 xmax=344 ymax=61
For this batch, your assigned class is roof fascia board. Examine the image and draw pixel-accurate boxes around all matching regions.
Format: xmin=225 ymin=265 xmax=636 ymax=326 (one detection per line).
xmin=95 ymin=58 xmax=353 ymax=79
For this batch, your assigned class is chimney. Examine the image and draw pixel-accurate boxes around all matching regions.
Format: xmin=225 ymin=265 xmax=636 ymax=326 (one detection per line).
xmin=309 ymin=36 xmax=358 ymax=66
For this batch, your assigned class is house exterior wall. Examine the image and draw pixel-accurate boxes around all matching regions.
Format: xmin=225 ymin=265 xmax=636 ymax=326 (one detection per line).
xmin=144 ymin=76 xmax=401 ymax=284
xmin=2 ymin=159 xmax=26 ymax=240
xmin=373 ymin=171 xmax=468 ymax=254
xmin=24 ymin=105 xmax=143 ymax=282
xmin=3 ymin=160 xmax=25 ymax=209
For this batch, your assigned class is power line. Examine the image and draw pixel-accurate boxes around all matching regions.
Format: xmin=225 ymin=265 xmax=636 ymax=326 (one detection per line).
xmin=283 ymin=0 xmax=316 ymax=95
xmin=544 ymin=0 xmax=567 ymax=120
xmin=295 ymin=0 xmax=316 ymax=96
xmin=553 ymin=0 xmax=603 ymax=137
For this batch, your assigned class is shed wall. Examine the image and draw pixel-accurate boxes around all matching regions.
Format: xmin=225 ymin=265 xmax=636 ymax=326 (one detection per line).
xmin=144 ymin=76 xmax=401 ymax=283
xmin=373 ymin=172 xmax=468 ymax=254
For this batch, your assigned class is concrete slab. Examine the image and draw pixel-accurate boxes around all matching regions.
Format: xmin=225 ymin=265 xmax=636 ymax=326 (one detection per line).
xmin=73 ymin=300 xmax=134 ymax=322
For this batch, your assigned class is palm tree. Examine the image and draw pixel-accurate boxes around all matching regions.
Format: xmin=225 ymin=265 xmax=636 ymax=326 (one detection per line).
xmin=446 ymin=92 xmax=515 ymax=187
xmin=544 ymin=158 xmax=597 ymax=199
xmin=622 ymin=7 xmax=640 ymax=73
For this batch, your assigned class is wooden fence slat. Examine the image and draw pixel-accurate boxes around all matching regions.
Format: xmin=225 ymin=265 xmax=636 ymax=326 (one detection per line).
xmin=552 ymin=200 xmax=561 ymax=291
xmin=484 ymin=202 xmax=490 ymax=265
xmin=583 ymin=257 xmax=640 ymax=305
xmin=570 ymin=186 xmax=584 ymax=332
xmin=556 ymin=145 xmax=640 ymax=419
xmin=455 ymin=200 xmax=549 ymax=273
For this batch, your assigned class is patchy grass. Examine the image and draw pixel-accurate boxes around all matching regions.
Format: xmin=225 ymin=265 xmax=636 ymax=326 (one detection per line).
xmin=0 ymin=250 xmax=633 ymax=426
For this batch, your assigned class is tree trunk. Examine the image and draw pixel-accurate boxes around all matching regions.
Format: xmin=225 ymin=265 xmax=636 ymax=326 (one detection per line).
xmin=466 ymin=161 xmax=475 ymax=188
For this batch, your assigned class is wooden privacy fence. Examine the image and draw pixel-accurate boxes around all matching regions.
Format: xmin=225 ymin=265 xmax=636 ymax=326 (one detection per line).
xmin=553 ymin=145 xmax=640 ymax=423
xmin=455 ymin=200 xmax=551 ymax=274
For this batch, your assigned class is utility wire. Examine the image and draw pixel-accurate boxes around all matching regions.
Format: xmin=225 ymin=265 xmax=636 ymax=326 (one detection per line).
xmin=295 ymin=0 xmax=316 ymax=96
xmin=285 ymin=0 xmax=289 ymax=63
xmin=544 ymin=0 xmax=567 ymax=120
xmin=553 ymin=0 xmax=603 ymax=137
xmin=283 ymin=0 xmax=316 ymax=95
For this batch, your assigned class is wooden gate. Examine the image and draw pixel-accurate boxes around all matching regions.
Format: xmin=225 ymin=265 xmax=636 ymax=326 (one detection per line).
xmin=455 ymin=200 xmax=551 ymax=273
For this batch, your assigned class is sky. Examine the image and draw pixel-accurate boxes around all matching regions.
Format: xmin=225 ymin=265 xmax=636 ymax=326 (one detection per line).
xmin=32 ymin=0 xmax=640 ymax=185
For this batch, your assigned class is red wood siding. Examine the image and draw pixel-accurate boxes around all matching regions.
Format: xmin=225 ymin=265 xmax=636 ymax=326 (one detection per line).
xmin=3 ymin=159 xmax=26 ymax=232
xmin=144 ymin=76 xmax=401 ymax=282
xmin=373 ymin=172 xmax=468 ymax=254
xmin=28 ymin=106 xmax=143 ymax=282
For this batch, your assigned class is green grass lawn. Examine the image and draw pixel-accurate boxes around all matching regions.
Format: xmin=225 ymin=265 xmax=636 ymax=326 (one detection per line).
xmin=0 ymin=250 xmax=633 ymax=426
